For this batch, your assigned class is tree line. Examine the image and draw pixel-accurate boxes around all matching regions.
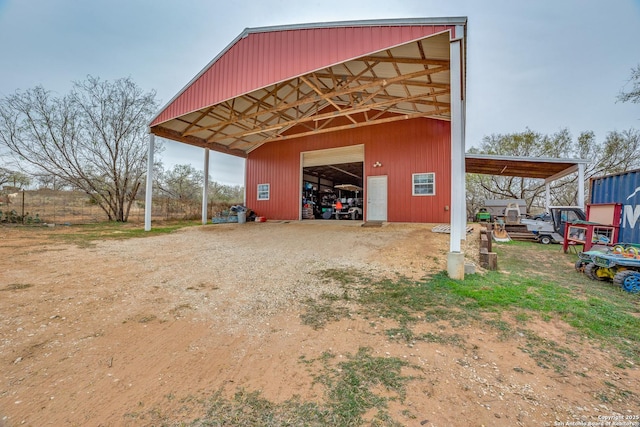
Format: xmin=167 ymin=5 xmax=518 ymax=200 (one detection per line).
xmin=0 ymin=76 xmax=243 ymax=221
xmin=466 ymin=127 xmax=640 ymax=218
xmin=467 ymin=64 xmax=639 ymax=218
xmin=0 ymin=66 xmax=638 ymax=222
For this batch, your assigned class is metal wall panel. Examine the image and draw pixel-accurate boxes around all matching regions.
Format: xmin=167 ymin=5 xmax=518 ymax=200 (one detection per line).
xmin=590 ymin=169 xmax=640 ymax=244
xmin=365 ymin=119 xmax=451 ymax=223
xmin=245 ymin=117 xmax=451 ymax=222
xmin=302 ymin=145 xmax=364 ymax=167
xmin=152 ymin=25 xmax=453 ymax=126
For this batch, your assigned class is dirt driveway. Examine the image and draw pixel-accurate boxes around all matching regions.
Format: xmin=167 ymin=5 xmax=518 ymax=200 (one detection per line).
xmin=0 ymin=222 xmax=638 ymax=426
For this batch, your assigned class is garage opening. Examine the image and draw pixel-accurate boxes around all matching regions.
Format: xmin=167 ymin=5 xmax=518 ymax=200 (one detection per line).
xmin=301 ymin=145 xmax=364 ymax=220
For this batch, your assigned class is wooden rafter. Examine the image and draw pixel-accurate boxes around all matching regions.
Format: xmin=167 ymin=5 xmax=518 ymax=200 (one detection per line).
xmin=235 ymin=110 xmax=451 ymax=150
xmin=357 ymin=56 xmax=449 ymax=66
xmin=158 ymin=34 xmax=457 ymax=157
xmin=207 ymin=89 xmax=450 ymax=144
xmin=182 ymin=64 xmax=449 ymax=138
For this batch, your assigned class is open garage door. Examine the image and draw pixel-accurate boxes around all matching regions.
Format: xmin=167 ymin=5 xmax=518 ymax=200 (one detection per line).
xmin=301 ymin=145 xmax=364 ymax=220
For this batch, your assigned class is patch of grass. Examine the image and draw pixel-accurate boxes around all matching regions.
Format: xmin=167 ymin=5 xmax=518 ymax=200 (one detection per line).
xmin=316 ymin=268 xmax=364 ymax=286
xmin=190 ymin=389 xmax=331 ymax=426
xmin=167 ymin=348 xmax=414 ymax=426
xmin=1 ymin=283 xmax=33 ymax=291
xmin=517 ymin=329 xmax=578 ymax=373
xmin=310 ymin=259 xmax=640 ymax=366
xmin=385 ymin=327 xmax=464 ymax=347
xmin=357 ymin=275 xmax=477 ymax=326
xmin=135 ymin=314 xmax=157 ymax=324
xmin=300 ymin=297 xmax=351 ymax=330
xmin=514 ymin=311 xmax=530 ymax=323
xmin=485 ymin=318 xmax=513 ymax=340
xmin=422 ymin=305 xmax=472 ymax=321
xmin=427 ymin=271 xmax=640 ymax=363
xmin=597 ymin=380 xmax=636 ymax=404
xmin=311 ymin=347 xmax=414 ymax=426
xmin=48 ymin=220 xmax=201 ymax=246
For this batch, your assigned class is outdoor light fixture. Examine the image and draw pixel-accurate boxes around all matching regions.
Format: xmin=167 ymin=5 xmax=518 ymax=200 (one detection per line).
xmin=373 ymin=161 xmax=382 ymax=168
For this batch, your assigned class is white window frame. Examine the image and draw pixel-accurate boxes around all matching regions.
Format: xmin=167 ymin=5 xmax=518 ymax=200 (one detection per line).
xmin=257 ymin=183 xmax=270 ymax=200
xmin=412 ymin=173 xmax=435 ymax=196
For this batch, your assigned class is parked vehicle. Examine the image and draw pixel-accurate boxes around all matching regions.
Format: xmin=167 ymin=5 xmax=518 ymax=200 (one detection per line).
xmin=520 ymin=206 xmax=586 ymax=244
xmin=333 ymin=184 xmax=363 ymax=220
xmin=475 ymin=207 xmax=491 ymax=222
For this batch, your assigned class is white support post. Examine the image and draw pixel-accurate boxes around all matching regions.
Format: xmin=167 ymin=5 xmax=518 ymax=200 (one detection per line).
xmin=577 ymin=163 xmax=585 ymax=210
xmin=144 ymin=134 xmax=155 ymax=231
xmin=448 ymin=36 xmax=465 ymax=280
xmin=456 ymin=24 xmax=467 ymax=241
xmin=202 ymin=148 xmax=210 ymax=225
xmin=545 ymin=182 xmax=551 ymax=212
xmin=460 ymin=98 xmax=467 ymax=238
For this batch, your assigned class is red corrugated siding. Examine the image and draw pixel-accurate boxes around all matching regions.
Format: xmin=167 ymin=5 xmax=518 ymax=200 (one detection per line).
xmin=246 ymin=118 xmax=451 ymax=222
xmin=151 ymin=25 xmax=454 ymax=126
xmin=365 ymin=120 xmax=451 ymax=223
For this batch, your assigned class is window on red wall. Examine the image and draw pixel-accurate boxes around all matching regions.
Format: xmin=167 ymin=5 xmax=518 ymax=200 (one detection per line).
xmin=257 ymin=183 xmax=270 ymax=200
xmin=412 ymin=173 xmax=435 ymax=196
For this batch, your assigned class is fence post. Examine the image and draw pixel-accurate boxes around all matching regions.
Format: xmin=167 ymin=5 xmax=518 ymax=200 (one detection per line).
xmin=21 ymin=190 xmax=25 ymax=224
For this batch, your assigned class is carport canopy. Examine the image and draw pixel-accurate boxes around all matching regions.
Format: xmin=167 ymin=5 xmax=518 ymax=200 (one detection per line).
xmin=149 ymin=18 xmax=466 ymax=155
xmin=465 ymin=153 xmax=589 ymax=208
xmin=144 ymin=17 xmax=469 ymax=276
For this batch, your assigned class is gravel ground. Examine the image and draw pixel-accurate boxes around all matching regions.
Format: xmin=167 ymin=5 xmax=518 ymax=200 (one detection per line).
xmin=116 ymin=220 xmax=463 ymax=335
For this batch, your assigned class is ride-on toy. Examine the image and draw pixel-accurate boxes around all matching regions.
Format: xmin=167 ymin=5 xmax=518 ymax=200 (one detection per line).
xmin=579 ymin=245 xmax=640 ymax=293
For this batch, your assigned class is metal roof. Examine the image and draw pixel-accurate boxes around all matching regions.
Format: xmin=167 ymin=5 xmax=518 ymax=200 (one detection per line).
xmin=150 ymin=17 xmax=467 ymax=157
xmin=465 ymin=154 xmax=589 ymax=181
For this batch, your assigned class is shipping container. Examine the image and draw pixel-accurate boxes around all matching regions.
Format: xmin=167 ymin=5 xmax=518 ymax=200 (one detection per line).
xmin=590 ymin=169 xmax=640 ymax=244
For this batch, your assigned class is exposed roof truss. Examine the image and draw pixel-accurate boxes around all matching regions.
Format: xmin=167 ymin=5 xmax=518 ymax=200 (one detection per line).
xmin=150 ymin=32 xmax=452 ymax=157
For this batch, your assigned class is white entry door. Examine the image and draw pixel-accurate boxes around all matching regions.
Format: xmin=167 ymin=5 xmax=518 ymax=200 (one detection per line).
xmin=367 ymin=175 xmax=388 ymax=221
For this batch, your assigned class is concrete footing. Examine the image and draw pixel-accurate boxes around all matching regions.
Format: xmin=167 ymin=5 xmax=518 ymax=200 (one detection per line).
xmin=464 ymin=263 xmax=476 ymax=275
xmin=447 ymin=251 xmax=465 ymax=280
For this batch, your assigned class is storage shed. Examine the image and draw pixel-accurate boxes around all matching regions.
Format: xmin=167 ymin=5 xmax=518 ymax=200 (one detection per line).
xmin=146 ymin=17 xmax=468 ymax=277
xmin=590 ymin=169 xmax=640 ymax=244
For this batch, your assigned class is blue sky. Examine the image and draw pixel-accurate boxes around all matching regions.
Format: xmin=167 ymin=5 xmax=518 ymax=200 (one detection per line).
xmin=1 ymin=0 xmax=639 ymax=185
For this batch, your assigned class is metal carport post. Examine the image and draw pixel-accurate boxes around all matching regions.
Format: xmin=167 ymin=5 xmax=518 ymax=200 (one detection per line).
xmin=447 ymin=27 xmax=466 ymax=280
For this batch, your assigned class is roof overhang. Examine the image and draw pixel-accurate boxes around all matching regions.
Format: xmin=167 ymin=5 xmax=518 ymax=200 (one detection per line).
xmin=465 ymin=154 xmax=588 ymax=182
xmin=150 ymin=17 xmax=467 ymax=158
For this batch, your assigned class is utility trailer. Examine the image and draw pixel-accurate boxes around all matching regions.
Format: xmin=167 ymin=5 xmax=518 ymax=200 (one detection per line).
xmin=520 ymin=206 xmax=586 ymax=244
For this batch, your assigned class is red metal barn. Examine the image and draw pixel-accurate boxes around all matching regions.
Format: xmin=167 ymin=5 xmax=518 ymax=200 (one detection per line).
xmin=148 ymin=17 xmax=468 ymax=276
xmin=245 ymin=117 xmax=451 ymax=222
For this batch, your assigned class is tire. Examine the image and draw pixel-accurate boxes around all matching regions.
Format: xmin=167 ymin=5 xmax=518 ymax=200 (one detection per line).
xmin=584 ymin=263 xmax=608 ymax=281
xmin=575 ymin=259 xmax=587 ymax=273
xmin=613 ymin=270 xmax=640 ymax=293
xmin=539 ymin=235 xmax=552 ymax=245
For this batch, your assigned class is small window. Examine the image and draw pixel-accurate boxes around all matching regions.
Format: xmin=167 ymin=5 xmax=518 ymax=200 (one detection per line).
xmin=257 ymin=183 xmax=270 ymax=200
xmin=412 ymin=173 xmax=435 ymax=196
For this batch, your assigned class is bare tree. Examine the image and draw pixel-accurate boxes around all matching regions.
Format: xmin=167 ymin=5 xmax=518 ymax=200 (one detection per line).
xmin=618 ymin=65 xmax=640 ymax=105
xmin=0 ymin=76 xmax=159 ymax=221
xmin=467 ymin=127 xmax=640 ymax=212
xmin=156 ymin=164 xmax=203 ymax=201
xmin=0 ymin=167 xmax=30 ymax=189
